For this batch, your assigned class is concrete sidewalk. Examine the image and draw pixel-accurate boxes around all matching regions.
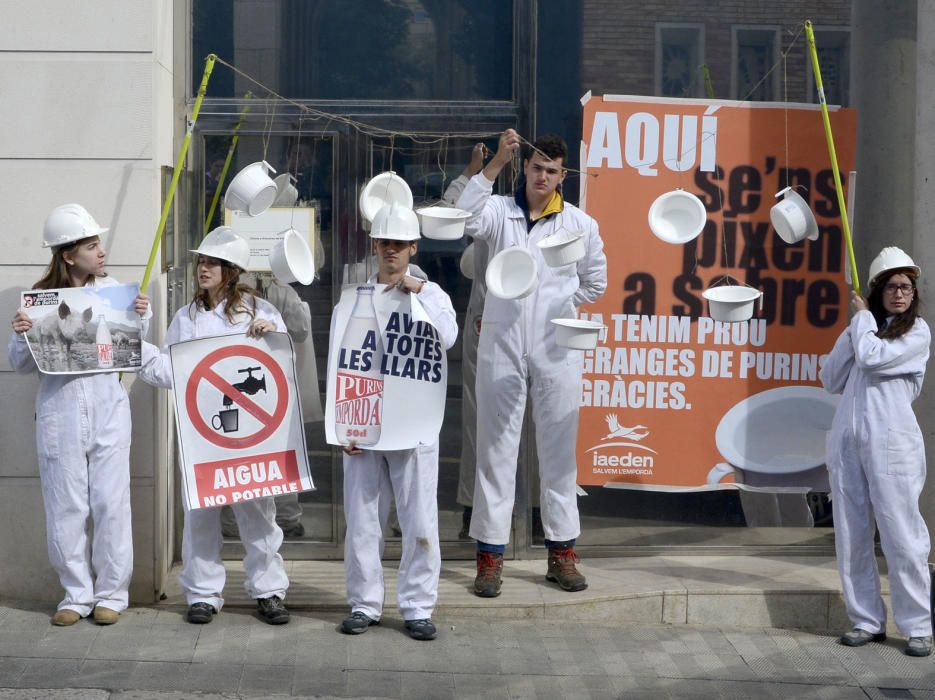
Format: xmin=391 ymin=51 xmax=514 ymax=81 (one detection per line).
xmin=1 ymin=555 xmax=933 ymax=699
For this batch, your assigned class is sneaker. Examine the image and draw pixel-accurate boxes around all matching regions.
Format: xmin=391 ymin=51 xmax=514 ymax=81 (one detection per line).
xmin=839 ymin=628 xmax=886 ymax=647
xmin=905 ymin=636 xmax=933 ymax=657
xmin=51 ymin=609 xmax=81 ymax=626
xmin=187 ymin=602 xmax=216 ymax=624
xmin=256 ymin=596 xmax=290 ymax=625
xmin=92 ymin=606 xmax=119 ymax=625
xmin=545 ymin=546 xmax=588 ymax=592
xmin=405 ymin=618 xmax=437 ymax=641
xmin=340 ymin=610 xmax=379 ymax=635
xmin=473 ymin=551 xmax=503 ymax=598
xmin=279 ymin=521 xmax=305 ymax=537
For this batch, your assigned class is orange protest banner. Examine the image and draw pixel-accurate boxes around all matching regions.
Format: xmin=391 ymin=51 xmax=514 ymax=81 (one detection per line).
xmin=577 ymin=95 xmax=856 ymax=490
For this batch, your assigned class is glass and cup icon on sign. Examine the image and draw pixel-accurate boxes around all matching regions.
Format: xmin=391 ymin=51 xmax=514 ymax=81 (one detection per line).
xmin=211 ymin=365 xmax=267 ymax=433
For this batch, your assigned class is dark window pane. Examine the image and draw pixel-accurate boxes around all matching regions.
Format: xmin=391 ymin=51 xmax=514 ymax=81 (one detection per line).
xmin=193 ymin=0 xmax=513 ymax=100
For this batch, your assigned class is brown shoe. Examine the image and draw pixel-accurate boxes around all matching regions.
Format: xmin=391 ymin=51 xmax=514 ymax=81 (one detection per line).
xmin=473 ymin=551 xmax=503 ymax=597
xmin=93 ymin=607 xmax=119 ymax=625
xmin=546 ymin=546 xmax=588 ymax=592
xmin=52 ymin=609 xmax=81 ymax=626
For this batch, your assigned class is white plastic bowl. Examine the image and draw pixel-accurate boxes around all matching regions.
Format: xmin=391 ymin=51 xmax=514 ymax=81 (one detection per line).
xmin=715 ymin=386 xmax=839 ymax=476
xmin=459 ymin=242 xmax=475 ymax=280
xmin=647 ymin=189 xmax=707 ymax=244
xmin=418 ymin=206 xmax=471 ymax=240
xmin=537 ymin=229 xmax=586 ymax=267
xmin=486 ymin=247 xmax=538 ymax=299
xmin=551 ymin=318 xmax=607 ymax=350
xmin=225 ymin=161 xmax=278 ymax=217
xmin=272 ymin=173 xmax=299 ymax=208
xmin=359 ymin=172 xmax=414 ymax=223
xmin=770 ymin=187 xmax=819 ymax=244
xmin=702 ymin=285 xmax=763 ymax=322
xmin=269 ymin=228 xmax=315 ymax=285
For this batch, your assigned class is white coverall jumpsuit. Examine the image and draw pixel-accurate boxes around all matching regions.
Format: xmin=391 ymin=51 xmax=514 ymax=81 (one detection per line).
xmin=338 ymin=273 xmax=458 ymax=622
xmin=139 ymin=296 xmax=290 ymax=611
xmin=220 ymin=277 xmax=317 ymax=534
xmin=820 ymin=309 xmax=932 ymax=638
xmin=457 ymin=173 xmax=607 ymax=545
xmin=6 ymin=276 xmax=141 ymax=617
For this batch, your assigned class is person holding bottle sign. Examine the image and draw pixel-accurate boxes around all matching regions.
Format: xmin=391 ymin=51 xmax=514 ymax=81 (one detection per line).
xmin=820 ymin=247 xmax=933 ymax=657
xmin=7 ymin=204 xmax=150 ymax=626
xmin=334 ymin=201 xmax=457 ymax=641
xmin=138 ymin=226 xmax=291 ymax=626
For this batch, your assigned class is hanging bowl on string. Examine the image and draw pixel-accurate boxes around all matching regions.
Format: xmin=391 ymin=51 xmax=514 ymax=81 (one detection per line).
xmin=459 ymin=242 xmax=476 ymax=280
xmin=272 ymin=173 xmax=299 ymax=208
xmin=703 ymin=283 xmax=763 ymax=323
xmin=269 ymin=228 xmax=315 ymax=285
xmin=770 ymin=186 xmax=819 ymax=244
xmin=550 ymin=318 xmax=607 ymax=350
xmin=359 ymin=172 xmax=414 ymax=223
xmin=225 ymin=161 xmax=278 ymax=217
xmin=417 ymin=206 xmax=471 ymax=240
xmin=486 ymin=247 xmax=538 ymax=299
xmin=537 ymin=228 xmax=586 ymax=267
xmin=647 ymin=188 xmax=707 ymax=244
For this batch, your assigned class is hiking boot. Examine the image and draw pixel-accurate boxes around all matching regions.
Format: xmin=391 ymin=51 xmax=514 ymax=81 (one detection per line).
xmin=279 ymin=521 xmax=305 ymax=537
xmin=256 ymin=596 xmax=290 ymax=625
xmin=839 ymin=628 xmax=885 ymax=647
xmin=473 ymin=551 xmax=503 ymax=598
xmin=905 ymin=636 xmax=933 ymax=657
xmin=187 ymin=602 xmax=216 ymax=624
xmin=92 ymin=606 xmax=119 ymax=625
xmin=340 ymin=611 xmax=379 ymax=635
xmin=405 ymin=618 xmax=437 ymax=641
xmin=52 ymin=609 xmax=81 ymax=626
xmin=546 ymin=546 xmax=588 ymax=592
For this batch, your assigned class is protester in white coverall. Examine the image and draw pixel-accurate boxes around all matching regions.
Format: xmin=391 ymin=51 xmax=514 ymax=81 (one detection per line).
xmin=456 ymin=130 xmax=607 ymax=597
xmin=221 ymin=275 xmax=318 ymax=539
xmin=139 ymin=227 xmax=291 ymax=626
xmin=8 ymin=204 xmax=150 ymax=627
xmin=337 ymin=202 xmax=457 ymax=641
xmin=450 ymin=151 xmax=546 ymax=543
xmin=820 ymin=246 xmax=933 ymax=657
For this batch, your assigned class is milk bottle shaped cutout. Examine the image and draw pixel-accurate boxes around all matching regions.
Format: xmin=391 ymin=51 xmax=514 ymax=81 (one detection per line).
xmin=96 ymin=314 xmax=114 ymax=369
xmin=334 ymin=285 xmax=384 ymax=446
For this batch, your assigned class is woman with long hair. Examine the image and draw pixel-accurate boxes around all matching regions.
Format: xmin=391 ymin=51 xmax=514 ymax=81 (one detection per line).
xmin=139 ymin=226 xmax=291 ymax=626
xmin=7 ymin=203 xmax=149 ymax=626
xmin=821 ymin=246 xmax=933 ymax=657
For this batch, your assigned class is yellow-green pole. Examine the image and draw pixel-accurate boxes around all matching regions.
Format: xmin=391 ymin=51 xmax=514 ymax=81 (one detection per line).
xmin=141 ymin=53 xmax=217 ymax=292
xmin=701 ymin=64 xmax=715 ymax=100
xmin=204 ymin=92 xmax=253 ymax=232
xmin=805 ymin=21 xmax=861 ymax=295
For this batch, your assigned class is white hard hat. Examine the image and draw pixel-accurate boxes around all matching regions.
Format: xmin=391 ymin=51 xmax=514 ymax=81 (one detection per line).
xmin=868 ymin=246 xmax=920 ymax=288
xmin=369 ymin=202 xmax=421 ymax=241
xmin=191 ymin=226 xmax=250 ymax=270
xmin=42 ymin=203 xmax=109 ymax=248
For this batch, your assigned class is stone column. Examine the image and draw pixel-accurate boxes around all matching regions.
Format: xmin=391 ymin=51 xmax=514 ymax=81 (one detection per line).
xmin=914 ymin=1 xmax=935 ymax=547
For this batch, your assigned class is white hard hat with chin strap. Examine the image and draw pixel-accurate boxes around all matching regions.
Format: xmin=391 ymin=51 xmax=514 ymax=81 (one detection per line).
xmin=191 ymin=226 xmax=251 ymax=271
xmin=369 ymin=202 xmax=421 ymax=241
xmin=868 ymin=246 xmax=921 ymax=288
xmin=43 ymin=203 xmax=109 ymax=248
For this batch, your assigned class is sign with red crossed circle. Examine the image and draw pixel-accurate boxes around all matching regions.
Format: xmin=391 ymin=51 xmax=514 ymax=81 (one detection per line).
xmin=185 ymin=344 xmax=288 ymax=450
xmin=169 ymin=332 xmax=314 ymax=511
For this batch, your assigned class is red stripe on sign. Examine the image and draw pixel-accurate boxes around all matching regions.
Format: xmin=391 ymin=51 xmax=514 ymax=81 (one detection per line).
xmin=193 ymin=450 xmax=301 ymax=508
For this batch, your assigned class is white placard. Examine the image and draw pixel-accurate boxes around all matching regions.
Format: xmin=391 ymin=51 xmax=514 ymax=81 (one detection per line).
xmin=20 ymin=283 xmax=143 ymax=374
xmin=325 ymin=284 xmax=448 ymax=451
xmin=226 ymin=207 xmax=317 ymax=273
xmin=170 ymin=331 xmax=314 ymax=510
